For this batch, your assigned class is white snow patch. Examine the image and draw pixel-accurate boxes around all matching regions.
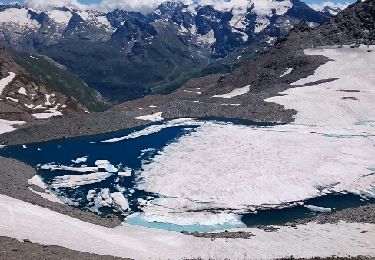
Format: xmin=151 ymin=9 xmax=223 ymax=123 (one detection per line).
xmin=280 ymin=68 xmax=293 ymax=78
xmin=17 ymin=87 xmax=27 ymax=95
xmin=32 ymin=105 xmax=63 ymax=119
xmin=0 ymin=8 xmax=40 ymax=29
xmin=266 ymin=46 xmax=375 ymax=128
xmin=0 ymin=119 xmax=25 ymax=135
xmin=6 ymin=97 xmax=18 ymax=103
xmin=197 ymin=29 xmax=216 ymax=45
xmin=28 ymin=175 xmax=62 ymax=204
xmin=46 ymin=9 xmax=72 ymax=25
xmin=212 ymin=85 xmax=250 ymax=98
xmin=0 ymin=72 xmax=16 ymax=95
xmin=136 ymin=112 xmax=163 ymax=122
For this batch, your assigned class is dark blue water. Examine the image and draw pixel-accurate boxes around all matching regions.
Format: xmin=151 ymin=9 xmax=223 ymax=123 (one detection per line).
xmin=0 ymin=118 xmax=373 ymax=231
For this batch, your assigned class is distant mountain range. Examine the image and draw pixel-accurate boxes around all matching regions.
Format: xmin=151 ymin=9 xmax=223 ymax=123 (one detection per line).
xmin=0 ymin=0 xmax=331 ymax=104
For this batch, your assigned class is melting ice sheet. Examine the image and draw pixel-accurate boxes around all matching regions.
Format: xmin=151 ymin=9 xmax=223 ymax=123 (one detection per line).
xmin=0 ymin=118 xmax=374 ymax=232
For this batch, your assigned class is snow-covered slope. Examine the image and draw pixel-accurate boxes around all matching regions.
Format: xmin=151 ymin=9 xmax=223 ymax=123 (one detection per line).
xmin=0 ymin=194 xmax=374 ymax=259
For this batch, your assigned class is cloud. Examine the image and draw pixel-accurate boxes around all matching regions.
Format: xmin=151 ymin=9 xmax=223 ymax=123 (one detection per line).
xmin=24 ymin=0 xmax=89 ymax=10
xmin=24 ymin=0 xmax=193 ymax=13
xmin=308 ymin=1 xmax=351 ymax=12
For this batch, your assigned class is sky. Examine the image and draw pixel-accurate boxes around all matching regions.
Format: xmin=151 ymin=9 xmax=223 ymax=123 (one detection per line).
xmin=0 ymin=0 xmax=355 ymax=13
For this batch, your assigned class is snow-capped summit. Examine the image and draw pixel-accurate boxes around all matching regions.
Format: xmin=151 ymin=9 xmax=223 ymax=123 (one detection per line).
xmin=321 ymin=5 xmax=343 ymax=16
xmin=308 ymin=1 xmax=349 ymax=16
xmin=0 ymin=0 xmax=332 ymax=102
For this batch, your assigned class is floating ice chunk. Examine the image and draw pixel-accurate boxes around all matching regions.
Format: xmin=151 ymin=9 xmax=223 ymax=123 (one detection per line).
xmin=110 ymin=192 xmax=129 ymax=212
xmin=95 ymin=160 xmax=118 ymax=173
xmin=40 ymin=163 xmax=98 ymax=173
xmin=304 ymin=205 xmax=332 ymax=213
xmin=99 ymin=188 xmax=113 ymax=206
xmin=212 ymin=85 xmax=250 ymax=99
xmin=51 ymin=172 xmax=112 ymax=189
xmin=87 ymin=189 xmax=96 ymax=201
xmin=280 ymin=68 xmax=293 ymax=77
xmin=101 ymin=118 xmax=201 ymax=143
xmin=136 ymin=112 xmax=163 ymax=122
xmin=72 ymin=156 xmax=88 ymax=164
xmin=118 ymin=167 xmax=132 ymax=177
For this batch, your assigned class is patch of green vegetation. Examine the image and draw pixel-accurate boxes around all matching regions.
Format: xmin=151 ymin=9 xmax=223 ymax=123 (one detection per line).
xmin=13 ymin=52 xmax=109 ymax=112
xmin=40 ymin=28 xmax=211 ymax=103
xmin=152 ymin=44 xmax=260 ymax=95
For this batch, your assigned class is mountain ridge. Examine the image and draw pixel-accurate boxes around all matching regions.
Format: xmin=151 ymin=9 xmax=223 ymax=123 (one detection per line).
xmin=0 ymin=0 xmax=330 ymax=103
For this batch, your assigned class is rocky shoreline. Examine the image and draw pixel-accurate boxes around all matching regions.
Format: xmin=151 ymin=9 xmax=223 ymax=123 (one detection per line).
xmin=0 ymin=157 xmax=121 ymax=228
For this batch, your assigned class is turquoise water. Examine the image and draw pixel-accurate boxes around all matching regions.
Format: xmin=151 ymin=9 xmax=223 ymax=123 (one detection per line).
xmin=0 ymin=118 xmax=374 ymax=232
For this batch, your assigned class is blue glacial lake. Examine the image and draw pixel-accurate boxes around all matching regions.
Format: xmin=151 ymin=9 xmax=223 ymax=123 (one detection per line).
xmin=0 ymin=118 xmax=374 ymax=232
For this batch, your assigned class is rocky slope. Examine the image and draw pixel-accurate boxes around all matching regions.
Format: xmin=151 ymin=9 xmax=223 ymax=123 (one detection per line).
xmin=0 ymin=45 xmax=90 ymax=123
xmin=0 ymin=0 xmax=329 ymax=102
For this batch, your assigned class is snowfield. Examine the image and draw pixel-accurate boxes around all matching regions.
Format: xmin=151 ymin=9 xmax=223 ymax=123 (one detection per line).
xmin=266 ymin=46 xmax=375 ymax=128
xmin=0 ymin=194 xmax=374 ymax=260
xmin=0 ymin=119 xmax=25 ymax=135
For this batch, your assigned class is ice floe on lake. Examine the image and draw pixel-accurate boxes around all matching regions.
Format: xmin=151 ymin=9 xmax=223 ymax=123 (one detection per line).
xmin=101 ymin=118 xmax=201 ymax=143
xmin=51 ymin=172 xmax=113 ymax=189
xmin=136 ymin=121 xmax=375 ymax=225
xmin=71 ymin=156 xmax=88 ymax=164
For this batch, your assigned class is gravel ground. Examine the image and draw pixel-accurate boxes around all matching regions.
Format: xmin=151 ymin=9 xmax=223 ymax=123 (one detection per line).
xmin=290 ymin=204 xmax=375 ymax=225
xmin=0 ymin=236 xmax=127 ymax=260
